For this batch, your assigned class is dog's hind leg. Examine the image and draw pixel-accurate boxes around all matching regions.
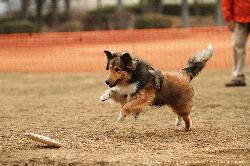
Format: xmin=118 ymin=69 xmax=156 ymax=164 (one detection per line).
xmin=175 ymin=116 xmax=182 ymax=126
xmin=183 ymin=115 xmax=192 ymax=131
xmin=173 ymin=105 xmax=192 ymax=131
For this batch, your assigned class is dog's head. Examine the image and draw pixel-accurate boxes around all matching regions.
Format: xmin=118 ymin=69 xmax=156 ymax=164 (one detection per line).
xmin=104 ymin=50 xmax=133 ymax=87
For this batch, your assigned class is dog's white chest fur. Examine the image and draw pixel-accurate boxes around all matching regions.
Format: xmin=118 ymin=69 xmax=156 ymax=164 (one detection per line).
xmin=114 ymin=83 xmax=138 ymax=95
xmin=100 ymin=82 xmax=138 ymax=102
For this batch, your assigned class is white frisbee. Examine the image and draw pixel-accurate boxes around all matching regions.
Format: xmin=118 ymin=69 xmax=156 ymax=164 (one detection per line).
xmin=25 ymin=132 xmax=62 ymax=148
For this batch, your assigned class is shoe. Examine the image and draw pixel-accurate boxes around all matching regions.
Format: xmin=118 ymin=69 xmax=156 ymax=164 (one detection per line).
xmin=225 ymin=74 xmax=246 ymax=87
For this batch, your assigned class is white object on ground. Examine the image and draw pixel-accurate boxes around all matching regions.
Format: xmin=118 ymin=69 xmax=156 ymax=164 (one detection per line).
xmin=24 ymin=132 xmax=62 ymax=147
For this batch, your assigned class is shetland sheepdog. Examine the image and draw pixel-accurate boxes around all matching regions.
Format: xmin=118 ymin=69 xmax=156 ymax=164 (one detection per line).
xmin=100 ymin=45 xmax=213 ymax=131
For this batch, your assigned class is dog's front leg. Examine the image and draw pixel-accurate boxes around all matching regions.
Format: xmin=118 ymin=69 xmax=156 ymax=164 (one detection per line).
xmin=117 ymin=86 xmax=155 ymax=121
xmin=118 ymin=111 xmax=126 ymax=121
xmin=100 ymin=89 xmax=112 ymax=101
xmin=117 ymin=108 xmax=142 ymax=121
xmin=100 ymin=87 xmax=119 ymax=101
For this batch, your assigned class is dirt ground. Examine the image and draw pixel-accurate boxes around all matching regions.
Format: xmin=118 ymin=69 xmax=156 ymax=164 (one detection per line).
xmin=0 ymin=70 xmax=249 ymax=165
xmin=0 ymin=27 xmax=249 ymax=165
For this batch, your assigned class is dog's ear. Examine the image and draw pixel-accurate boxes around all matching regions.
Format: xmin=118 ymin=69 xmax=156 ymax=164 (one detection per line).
xmin=121 ymin=52 xmax=132 ymax=67
xmin=104 ymin=50 xmax=113 ymax=60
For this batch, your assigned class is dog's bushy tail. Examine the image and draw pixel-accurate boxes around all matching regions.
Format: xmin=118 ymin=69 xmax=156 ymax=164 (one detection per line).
xmin=183 ymin=44 xmax=213 ymax=80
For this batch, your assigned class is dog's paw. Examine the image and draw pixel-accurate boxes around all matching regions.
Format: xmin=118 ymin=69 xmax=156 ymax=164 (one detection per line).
xmin=175 ymin=116 xmax=182 ymax=126
xmin=117 ymin=112 xmax=125 ymax=122
xmin=100 ymin=91 xmax=110 ymax=101
xmin=184 ymin=127 xmax=192 ymax=132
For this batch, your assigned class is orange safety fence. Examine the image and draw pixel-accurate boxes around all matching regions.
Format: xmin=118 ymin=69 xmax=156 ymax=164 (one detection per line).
xmin=0 ymin=27 xmax=249 ymax=73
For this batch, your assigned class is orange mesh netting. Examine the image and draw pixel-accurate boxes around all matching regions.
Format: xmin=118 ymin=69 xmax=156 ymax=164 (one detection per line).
xmin=0 ymin=27 xmax=249 ymax=73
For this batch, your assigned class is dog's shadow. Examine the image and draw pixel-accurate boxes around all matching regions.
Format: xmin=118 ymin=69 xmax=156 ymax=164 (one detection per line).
xmin=102 ymin=127 xmax=195 ymax=143
xmin=31 ymin=144 xmax=61 ymax=149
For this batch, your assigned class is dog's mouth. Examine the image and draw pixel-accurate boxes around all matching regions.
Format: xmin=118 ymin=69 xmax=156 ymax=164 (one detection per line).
xmin=109 ymin=79 xmax=120 ymax=88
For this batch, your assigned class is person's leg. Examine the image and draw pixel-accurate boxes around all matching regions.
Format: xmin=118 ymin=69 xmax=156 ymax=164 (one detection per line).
xmin=226 ymin=22 xmax=249 ymax=87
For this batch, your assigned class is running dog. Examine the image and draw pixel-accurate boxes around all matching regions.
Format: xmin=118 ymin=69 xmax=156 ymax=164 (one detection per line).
xmin=100 ymin=45 xmax=213 ymax=131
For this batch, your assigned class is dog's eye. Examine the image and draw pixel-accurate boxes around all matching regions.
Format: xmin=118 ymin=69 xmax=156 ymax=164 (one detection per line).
xmin=114 ymin=67 xmax=121 ymax=72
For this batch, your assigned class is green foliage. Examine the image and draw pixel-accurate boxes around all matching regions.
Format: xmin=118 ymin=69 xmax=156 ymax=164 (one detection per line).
xmin=58 ymin=20 xmax=82 ymax=32
xmin=125 ymin=3 xmax=215 ymax=16
xmin=125 ymin=4 xmax=144 ymax=14
xmin=0 ymin=3 xmax=215 ymax=33
xmin=83 ymin=6 xmax=117 ymax=31
xmin=0 ymin=20 xmax=37 ymax=34
xmin=83 ymin=9 xmax=132 ymax=31
xmin=0 ymin=25 xmax=4 ymax=34
xmin=83 ymin=11 xmax=110 ymax=31
xmin=134 ymin=14 xmax=172 ymax=29
xmin=162 ymin=3 xmax=215 ymax=16
xmin=0 ymin=17 xmax=14 ymax=23
xmin=89 ymin=5 xmax=116 ymax=15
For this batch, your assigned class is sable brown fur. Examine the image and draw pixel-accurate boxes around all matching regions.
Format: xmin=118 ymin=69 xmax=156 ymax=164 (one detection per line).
xmin=101 ymin=45 xmax=213 ymax=131
xmin=155 ymin=72 xmax=194 ymax=129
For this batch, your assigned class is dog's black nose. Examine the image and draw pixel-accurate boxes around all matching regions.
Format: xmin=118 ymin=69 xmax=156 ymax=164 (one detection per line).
xmin=105 ymin=80 xmax=111 ymax=86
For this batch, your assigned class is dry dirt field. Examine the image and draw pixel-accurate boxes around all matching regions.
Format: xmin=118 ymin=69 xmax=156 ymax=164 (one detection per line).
xmin=0 ymin=70 xmax=249 ymax=165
